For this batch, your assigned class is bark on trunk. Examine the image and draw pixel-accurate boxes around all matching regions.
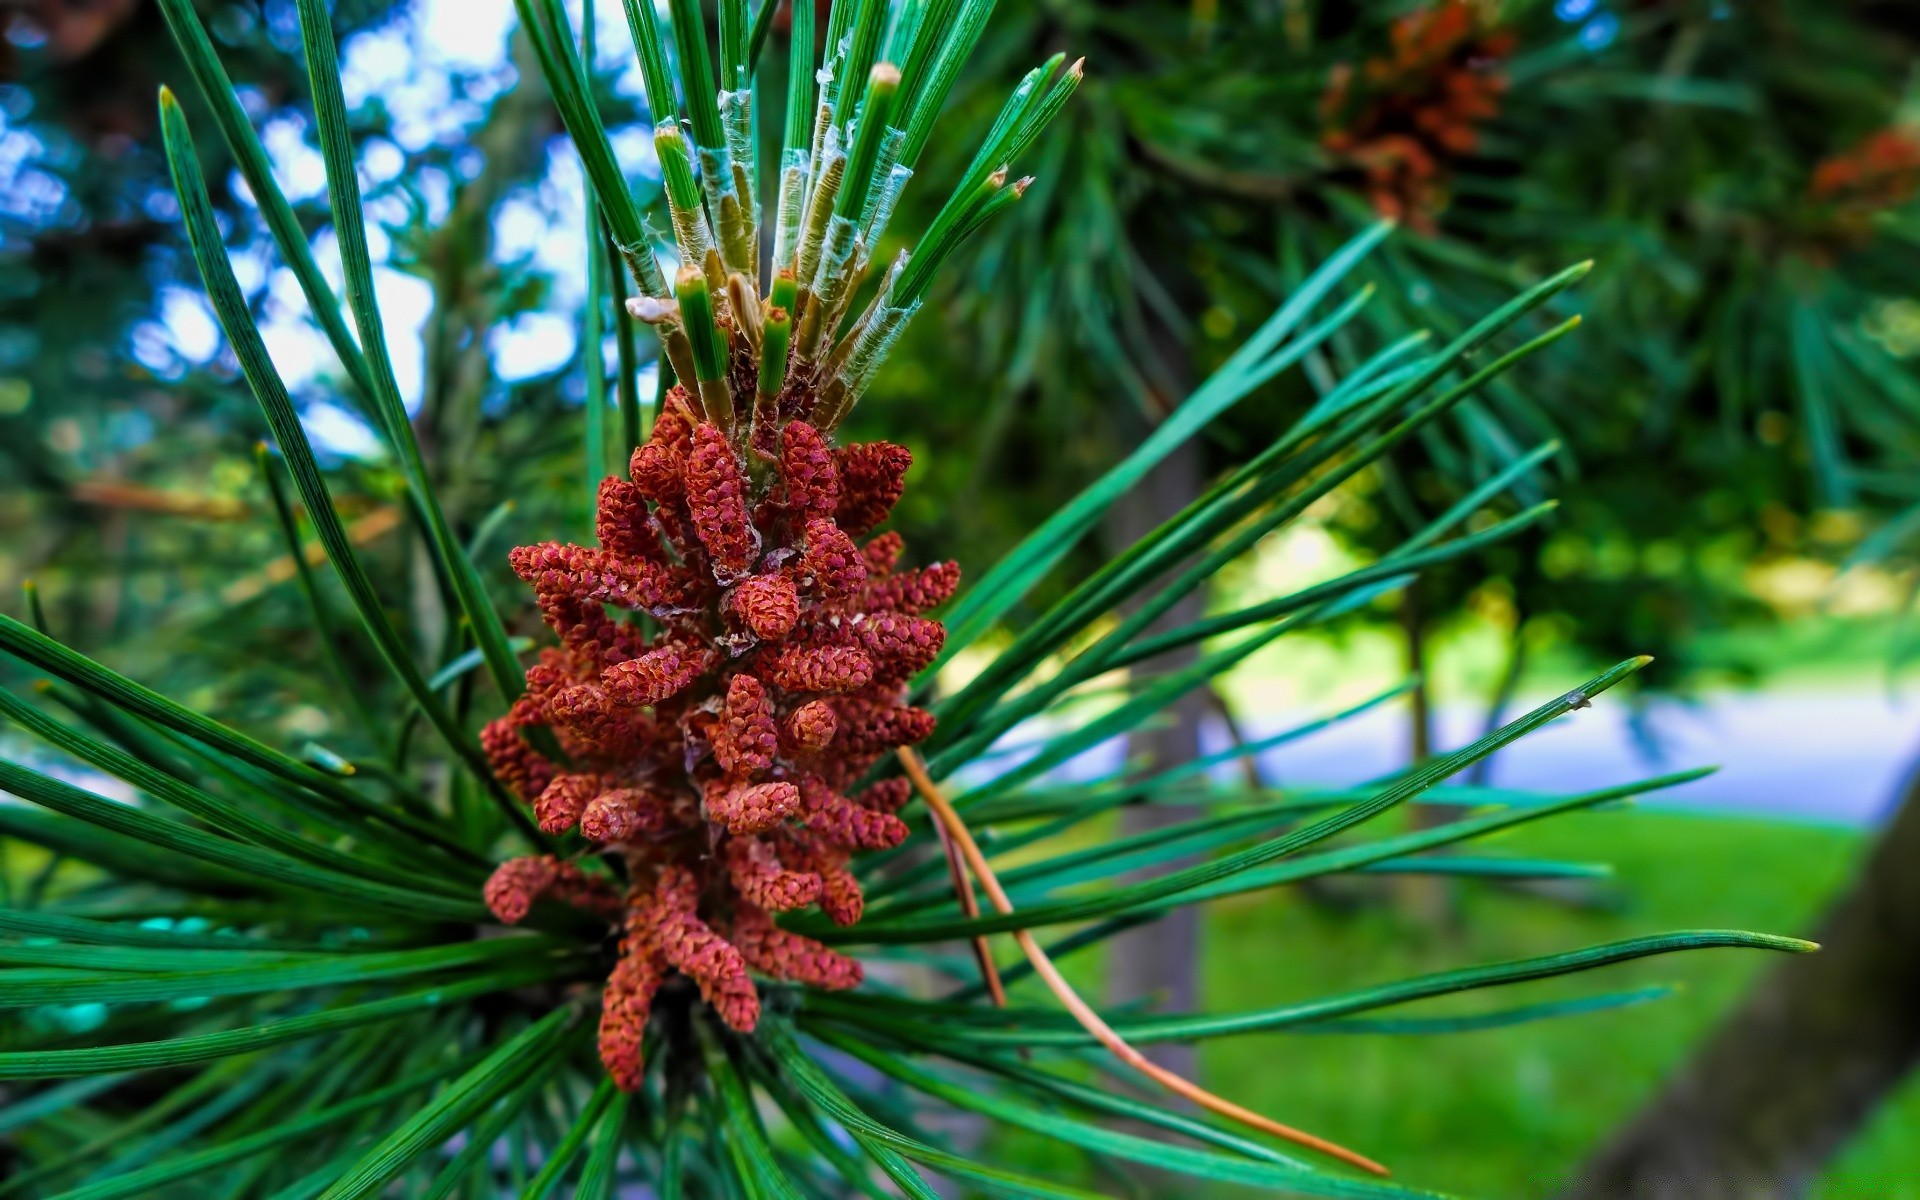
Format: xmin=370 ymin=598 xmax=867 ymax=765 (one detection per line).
xmin=1398 ymin=582 xmax=1458 ymax=926
xmin=1467 ymin=613 xmax=1527 ymax=787
xmin=1562 ymin=747 xmax=1920 ymax=1198
xmin=1104 ymin=437 xmax=1209 ymax=1078
xmin=1403 ymin=585 xmax=1434 ymax=766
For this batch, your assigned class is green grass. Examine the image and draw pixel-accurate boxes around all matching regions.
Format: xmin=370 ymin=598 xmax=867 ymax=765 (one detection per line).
xmin=1194 ymin=809 xmax=1915 ymax=1198
xmin=982 ymin=808 xmax=1915 ymax=1197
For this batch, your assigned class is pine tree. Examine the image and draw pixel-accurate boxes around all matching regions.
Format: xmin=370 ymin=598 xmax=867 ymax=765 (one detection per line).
xmin=0 ymin=0 xmax=1812 ymax=1194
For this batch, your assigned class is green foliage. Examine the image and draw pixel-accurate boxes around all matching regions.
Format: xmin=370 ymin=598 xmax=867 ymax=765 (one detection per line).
xmin=0 ymin=0 xmax=413 ymax=662
xmin=875 ymin=0 xmax=1920 ymax=694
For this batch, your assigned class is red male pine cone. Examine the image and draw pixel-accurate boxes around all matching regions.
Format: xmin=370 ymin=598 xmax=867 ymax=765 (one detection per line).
xmin=1318 ymin=1 xmax=1516 ymax=228
xmin=480 ymin=407 xmax=953 ymax=1091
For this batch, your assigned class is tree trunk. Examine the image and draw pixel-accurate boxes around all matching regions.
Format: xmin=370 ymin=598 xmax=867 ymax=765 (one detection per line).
xmin=1562 ymin=746 xmax=1920 ymax=1198
xmin=1403 ymin=585 xmax=1434 ymax=766
xmin=1104 ymin=437 xmax=1209 ymax=1078
xmin=1467 ymin=613 xmax=1527 ymax=787
xmin=1398 ymin=581 xmax=1459 ymax=926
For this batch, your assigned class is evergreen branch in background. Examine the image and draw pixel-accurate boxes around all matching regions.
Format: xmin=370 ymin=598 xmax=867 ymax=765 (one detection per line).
xmin=0 ymin=614 xmax=486 ymax=866
xmin=291 ymin=0 xmax=527 ymax=711
xmin=254 ymin=445 xmax=390 ymax=755
xmin=152 ymin=0 xmax=378 ymax=416
xmin=931 ymin=220 xmax=1396 ymax=665
xmin=152 ymin=0 xmax=477 ymax=634
xmin=157 ymin=88 xmax=545 ymax=848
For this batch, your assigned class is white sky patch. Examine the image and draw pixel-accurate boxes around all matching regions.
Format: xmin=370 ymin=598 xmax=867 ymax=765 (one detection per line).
xmin=259 ymin=315 xmax=333 ymax=391
xmin=373 ymin=267 xmax=435 ymax=412
xmin=418 ymin=0 xmax=518 ymax=70
xmin=227 ymin=241 xmax=269 ymax=294
xmin=258 ymin=114 xmax=328 ymax=200
xmin=250 ymin=261 xmax=432 ymax=418
xmin=416 ymin=164 xmax=454 ymax=225
xmin=491 ymin=138 xmax=593 ymax=312
xmin=344 ymin=2 xmax=510 ymax=150
xmin=299 ymin=400 xmax=385 ymax=460
xmin=266 ymin=265 xmax=306 ymax=311
xmin=609 ymin=124 xmax=662 ymax=182
xmin=363 ymin=137 xmax=406 ymax=183
xmin=362 ymin=204 xmax=400 ymax=258
xmin=590 ymin=2 xmax=652 ymax=102
xmin=492 ymin=311 xmax=579 ymax=381
xmin=339 ymin=26 xmax=414 ymax=108
xmin=155 ymin=0 xmax=669 ymax=428
xmin=131 ymin=287 xmax=222 ymax=377
xmin=533 ymin=146 xmax=591 ymax=308
xmin=158 ymin=287 xmax=222 ymax=364
xmin=635 ymin=359 xmax=661 ymax=401
xmin=309 ymin=228 xmax=348 ymax=294
xmin=493 ymin=194 xmax=550 ymax=262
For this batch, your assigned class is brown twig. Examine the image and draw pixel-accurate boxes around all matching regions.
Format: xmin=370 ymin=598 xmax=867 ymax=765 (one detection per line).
xmin=219 ymin=505 xmax=404 ymax=605
xmin=70 ymin=478 xmax=253 ymax=522
xmin=897 ymin=747 xmax=1390 ymax=1177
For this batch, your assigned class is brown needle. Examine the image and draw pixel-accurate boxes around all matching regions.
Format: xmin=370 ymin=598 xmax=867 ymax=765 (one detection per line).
xmin=898 ymin=747 xmax=1390 ymax=1178
xmin=927 ymin=807 xmax=1010 ymax=1009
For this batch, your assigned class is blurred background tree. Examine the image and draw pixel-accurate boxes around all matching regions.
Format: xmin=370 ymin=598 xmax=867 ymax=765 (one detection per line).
xmin=1 ymin=0 xmax=402 ymax=629
xmin=0 ymin=0 xmax=644 ymax=736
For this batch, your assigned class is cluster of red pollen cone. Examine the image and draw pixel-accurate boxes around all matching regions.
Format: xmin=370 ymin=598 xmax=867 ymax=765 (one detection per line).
xmin=1319 ymin=0 xmax=1517 ymax=228
xmin=478 ymin=389 xmax=957 ymax=1090
xmin=1809 ymin=126 xmax=1920 ymax=242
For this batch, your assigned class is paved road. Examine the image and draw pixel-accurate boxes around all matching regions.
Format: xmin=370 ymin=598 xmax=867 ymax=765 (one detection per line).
xmin=980 ymin=689 xmax=1920 ymax=827
xmin=1241 ymin=689 xmax=1920 ymax=826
